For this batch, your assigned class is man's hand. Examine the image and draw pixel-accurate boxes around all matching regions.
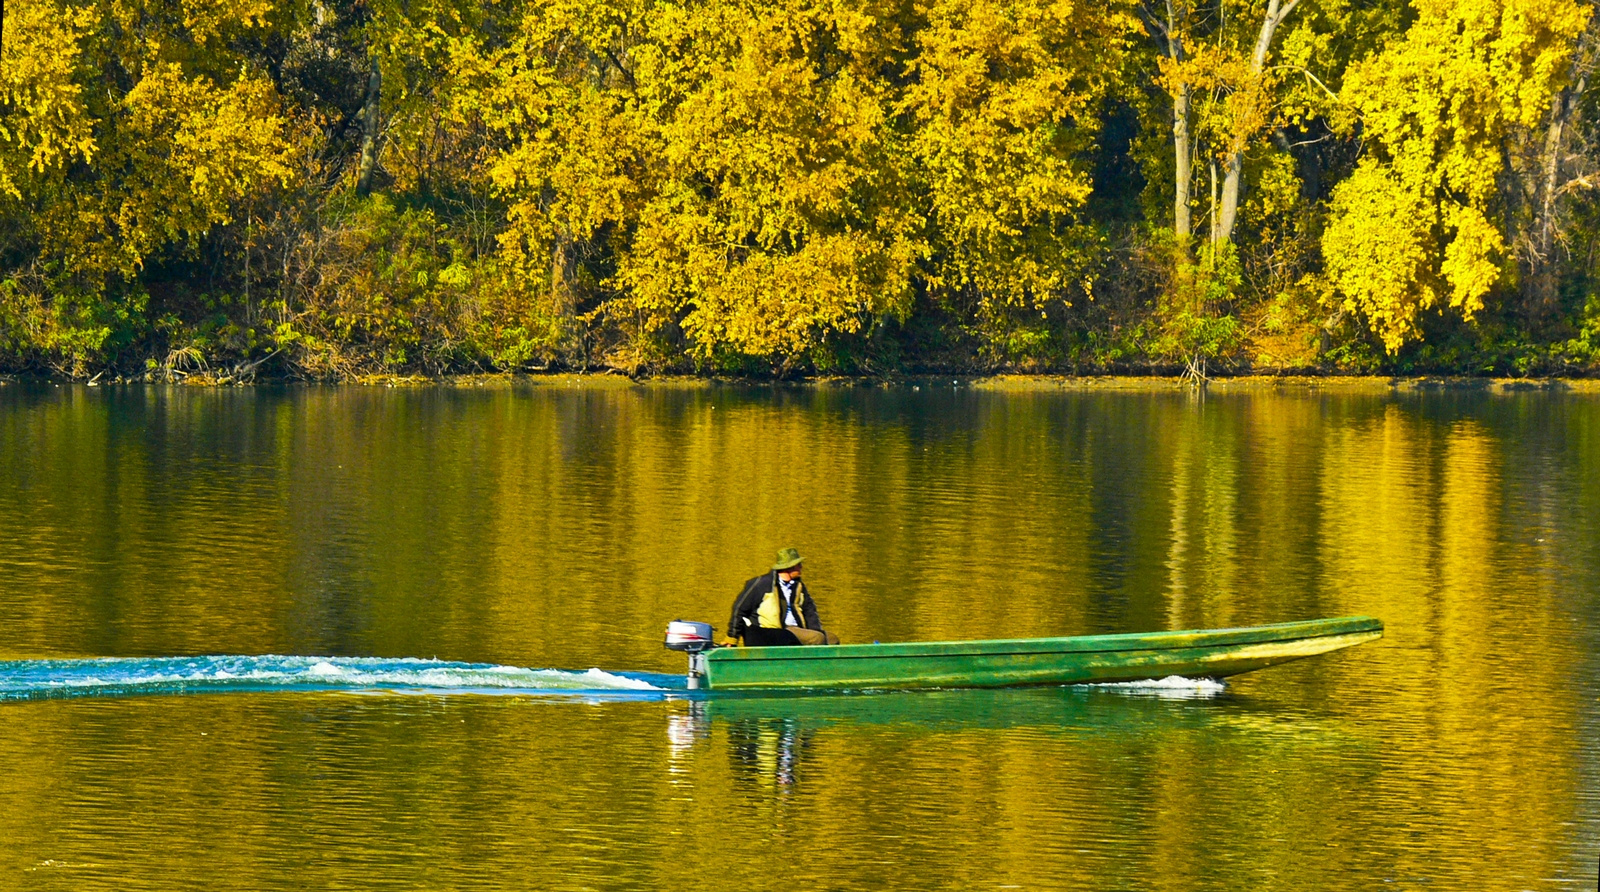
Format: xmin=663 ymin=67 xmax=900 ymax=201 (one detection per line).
xmin=718 ymin=636 xmax=740 ymax=647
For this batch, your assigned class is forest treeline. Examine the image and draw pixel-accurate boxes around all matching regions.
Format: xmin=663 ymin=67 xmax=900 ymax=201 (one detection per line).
xmin=2 ymin=0 xmax=1599 ymax=378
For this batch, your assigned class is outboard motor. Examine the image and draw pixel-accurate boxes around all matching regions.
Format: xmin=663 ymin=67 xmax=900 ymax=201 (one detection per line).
xmin=664 ymin=620 xmax=715 ymax=689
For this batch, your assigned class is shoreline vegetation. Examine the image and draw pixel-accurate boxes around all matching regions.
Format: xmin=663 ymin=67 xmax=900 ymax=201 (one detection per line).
xmin=5 ymin=371 xmax=1600 ymax=394
xmin=6 ymin=0 xmax=1600 ymax=381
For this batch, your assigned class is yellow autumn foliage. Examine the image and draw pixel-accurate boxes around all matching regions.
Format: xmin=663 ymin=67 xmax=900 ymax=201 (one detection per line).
xmin=908 ymin=0 xmax=1133 ymax=310
xmin=0 ymin=0 xmax=98 ymax=195
xmin=0 ymin=0 xmax=299 ymax=371
xmin=464 ymin=0 xmax=1133 ymax=365
xmin=1323 ymin=0 xmax=1590 ymax=352
xmin=1322 ymin=163 xmax=1436 ymax=354
xmin=102 ymin=67 xmax=294 ymax=274
xmin=6 ymin=0 xmax=1600 ymax=375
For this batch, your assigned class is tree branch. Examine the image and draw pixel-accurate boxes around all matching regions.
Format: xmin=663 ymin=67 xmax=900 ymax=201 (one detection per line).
xmin=1268 ymin=65 xmax=1347 ymax=106
xmin=603 ymin=47 xmax=637 ymax=90
xmin=1137 ymin=1 xmax=1171 ymax=40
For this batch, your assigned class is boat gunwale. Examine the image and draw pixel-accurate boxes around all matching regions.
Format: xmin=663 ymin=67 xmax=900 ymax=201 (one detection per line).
xmin=705 ymin=616 xmax=1383 ymax=665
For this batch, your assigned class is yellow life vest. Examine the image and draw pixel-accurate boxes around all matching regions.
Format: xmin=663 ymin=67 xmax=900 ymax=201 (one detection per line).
xmin=756 ymin=578 xmax=808 ymax=630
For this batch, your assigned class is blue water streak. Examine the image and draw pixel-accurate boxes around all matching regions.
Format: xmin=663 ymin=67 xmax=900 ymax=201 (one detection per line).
xmin=0 ymin=655 xmax=683 ymax=702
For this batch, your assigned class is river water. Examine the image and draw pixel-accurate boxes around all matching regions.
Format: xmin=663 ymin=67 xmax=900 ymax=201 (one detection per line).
xmin=0 ymin=379 xmax=1596 ymax=890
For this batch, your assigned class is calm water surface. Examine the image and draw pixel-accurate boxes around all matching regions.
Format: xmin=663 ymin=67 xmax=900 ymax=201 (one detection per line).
xmin=0 ymin=380 xmax=1597 ymax=890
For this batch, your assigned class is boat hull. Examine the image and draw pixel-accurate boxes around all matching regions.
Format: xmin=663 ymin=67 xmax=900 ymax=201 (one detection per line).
xmin=700 ymin=616 xmax=1383 ymax=691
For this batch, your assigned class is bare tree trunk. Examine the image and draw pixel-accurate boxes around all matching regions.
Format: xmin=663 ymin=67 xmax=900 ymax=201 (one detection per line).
xmin=551 ymin=236 xmax=576 ymax=322
xmin=1175 ymin=83 xmax=1193 ymax=246
xmin=1216 ymin=0 xmax=1302 ymax=245
xmin=1209 ymin=160 xmax=1220 ymax=245
xmin=1217 ymin=150 xmax=1242 ymax=246
xmin=551 ymin=233 xmax=584 ymax=362
xmin=1143 ymin=0 xmax=1194 ymax=250
xmin=1524 ymin=18 xmax=1597 ymax=318
xmin=244 ymin=211 xmax=252 ymax=323
xmin=355 ymin=58 xmax=382 ymax=196
xmin=1167 ymin=0 xmax=1193 ymax=251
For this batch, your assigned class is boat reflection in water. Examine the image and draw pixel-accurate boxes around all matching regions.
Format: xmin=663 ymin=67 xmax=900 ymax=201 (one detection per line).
xmin=663 ymin=678 xmax=1278 ymax=790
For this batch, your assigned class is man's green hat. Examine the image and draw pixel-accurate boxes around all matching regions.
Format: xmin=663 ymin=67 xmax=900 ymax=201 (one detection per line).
xmin=772 ymin=547 xmax=804 ymax=570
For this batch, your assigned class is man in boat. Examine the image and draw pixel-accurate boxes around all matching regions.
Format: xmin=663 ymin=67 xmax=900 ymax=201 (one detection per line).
xmin=723 ymin=547 xmax=840 ymax=647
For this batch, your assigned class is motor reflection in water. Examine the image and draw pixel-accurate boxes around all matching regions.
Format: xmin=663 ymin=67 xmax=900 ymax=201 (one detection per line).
xmin=668 ymin=700 xmax=816 ymax=790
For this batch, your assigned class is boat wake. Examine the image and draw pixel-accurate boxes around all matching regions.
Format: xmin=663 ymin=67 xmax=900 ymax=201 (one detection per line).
xmin=1087 ymin=675 xmax=1227 ymax=699
xmin=0 ymin=655 xmax=673 ymax=702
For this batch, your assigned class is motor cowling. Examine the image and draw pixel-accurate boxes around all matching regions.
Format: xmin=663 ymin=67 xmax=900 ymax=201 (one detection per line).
xmin=664 ymin=620 xmax=715 ymax=653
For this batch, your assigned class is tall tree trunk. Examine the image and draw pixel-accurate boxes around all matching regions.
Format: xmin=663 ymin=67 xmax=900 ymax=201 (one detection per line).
xmin=551 ymin=235 xmax=576 ymax=322
xmin=1217 ymin=151 xmax=1243 ymax=246
xmin=1216 ymin=0 xmax=1302 ymax=245
xmin=551 ymin=233 xmax=583 ymax=361
xmin=1209 ymin=160 xmax=1220 ymax=245
xmin=1144 ymin=0 xmax=1193 ymax=250
xmin=355 ymin=58 xmax=382 ymax=196
xmin=1524 ymin=18 xmax=1597 ymax=318
xmin=1174 ymin=82 xmax=1193 ymax=246
xmin=1167 ymin=0 xmax=1193 ymax=250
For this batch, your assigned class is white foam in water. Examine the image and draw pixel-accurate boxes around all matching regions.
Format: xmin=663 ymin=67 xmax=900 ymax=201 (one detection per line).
xmin=576 ymin=667 xmax=659 ymax=690
xmin=282 ymin=662 xmax=660 ymax=690
xmin=1090 ymin=675 xmax=1226 ymax=698
xmin=0 ymin=655 xmax=663 ymax=700
xmin=280 ymin=659 xmax=663 ymax=691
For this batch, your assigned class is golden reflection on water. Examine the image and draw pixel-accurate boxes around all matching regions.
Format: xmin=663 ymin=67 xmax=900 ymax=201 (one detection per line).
xmin=0 ymin=383 xmax=1598 ymax=889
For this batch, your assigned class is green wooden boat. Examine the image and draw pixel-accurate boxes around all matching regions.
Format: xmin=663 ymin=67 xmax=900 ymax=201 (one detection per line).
xmin=680 ymin=615 xmax=1382 ymax=691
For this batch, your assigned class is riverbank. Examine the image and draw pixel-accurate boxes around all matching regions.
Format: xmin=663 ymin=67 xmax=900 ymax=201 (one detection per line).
xmin=6 ymin=370 xmax=1600 ymax=394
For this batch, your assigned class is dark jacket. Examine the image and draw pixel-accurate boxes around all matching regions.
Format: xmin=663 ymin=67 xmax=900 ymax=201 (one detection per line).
xmin=728 ymin=571 xmax=822 ymax=640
